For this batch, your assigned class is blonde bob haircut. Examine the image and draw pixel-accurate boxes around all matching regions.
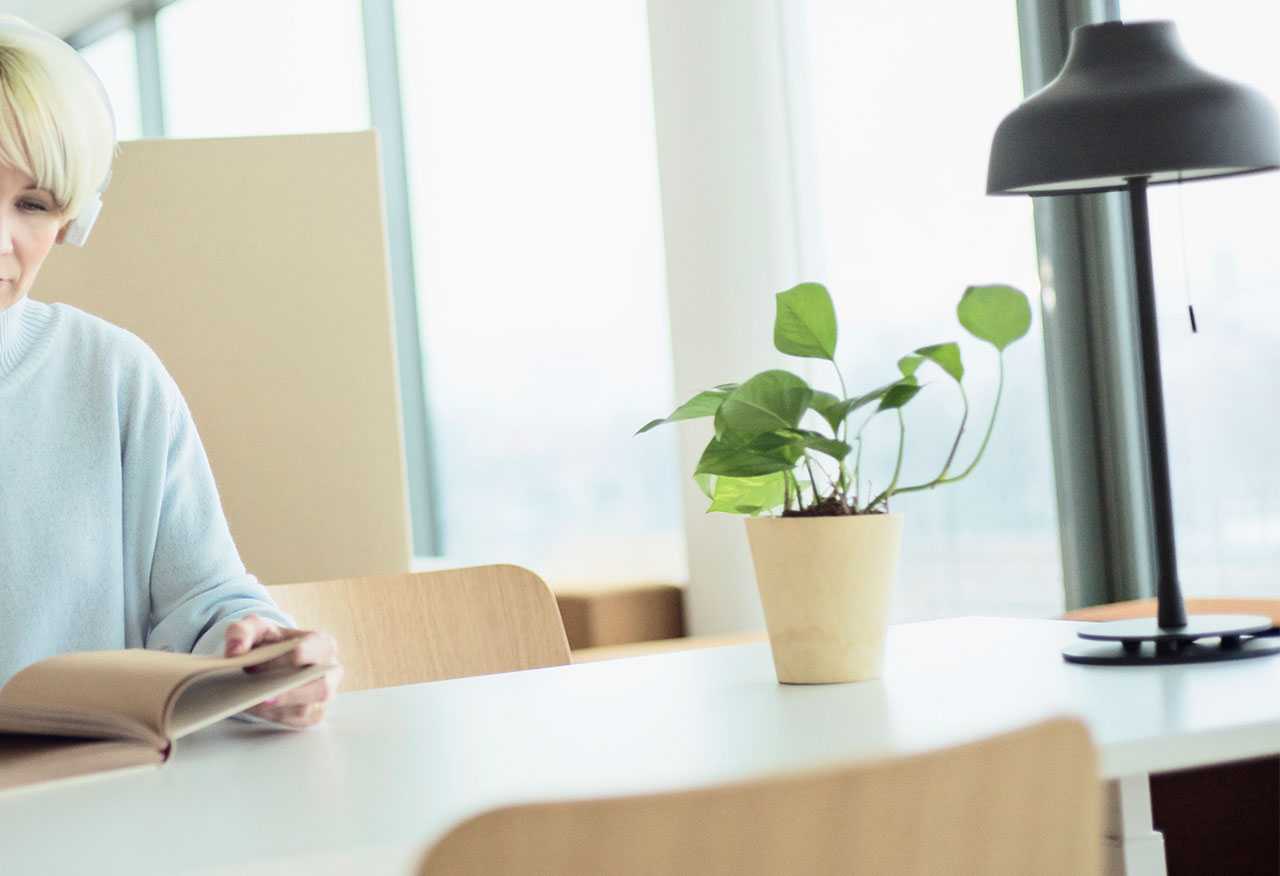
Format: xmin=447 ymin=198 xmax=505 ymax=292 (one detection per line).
xmin=0 ymin=15 xmax=115 ymax=224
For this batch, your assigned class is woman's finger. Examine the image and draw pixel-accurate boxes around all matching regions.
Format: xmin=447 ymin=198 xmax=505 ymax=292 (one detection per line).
xmin=246 ymin=630 xmax=336 ymax=674
xmin=249 ymin=700 xmax=325 ymax=728
xmin=260 ymin=674 xmax=328 ymax=708
xmin=288 ymin=631 xmax=338 ymax=667
xmin=243 ymin=664 xmax=342 ymax=728
xmin=224 ymin=615 xmax=284 ymax=656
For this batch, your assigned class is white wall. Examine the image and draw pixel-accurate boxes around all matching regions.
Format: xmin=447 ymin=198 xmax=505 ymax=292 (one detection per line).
xmin=647 ymin=0 xmax=809 ymax=634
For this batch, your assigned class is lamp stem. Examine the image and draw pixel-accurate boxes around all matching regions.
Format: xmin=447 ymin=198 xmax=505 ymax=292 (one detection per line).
xmin=1127 ymin=177 xmax=1187 ymax=630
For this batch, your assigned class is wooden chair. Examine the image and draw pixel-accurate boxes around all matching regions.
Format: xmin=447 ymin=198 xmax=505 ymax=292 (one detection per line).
xmin=267 ymin=565 xmax=571 ymax=692
xmin=418 ymin=717 xmax=1100 ymax=876
xmin=1064 ymin=597 xmax=1280 ymax=626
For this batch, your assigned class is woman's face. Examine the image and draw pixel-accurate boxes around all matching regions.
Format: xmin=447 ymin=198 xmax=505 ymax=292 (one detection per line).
xmin=0 ymin=162 xmax=66 ymax=311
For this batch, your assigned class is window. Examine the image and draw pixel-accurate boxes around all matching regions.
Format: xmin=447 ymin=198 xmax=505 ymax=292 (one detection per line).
xmin=801 ymin=0 xmax=1062 ymax=619
xmin=157 ymin=0 xmax=369 ymax=137
xmin=1120 ymin=1 xmax=1280 ymax=597
xmin=394 ymin=0 xmax=685 ymax=583
xmin=78 ymin=25 xmax=143 ymax=140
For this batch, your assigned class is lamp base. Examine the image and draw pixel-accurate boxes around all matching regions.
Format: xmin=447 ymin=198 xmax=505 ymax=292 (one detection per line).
xmin=1063 ymin=614 xmax=1280 ymax=665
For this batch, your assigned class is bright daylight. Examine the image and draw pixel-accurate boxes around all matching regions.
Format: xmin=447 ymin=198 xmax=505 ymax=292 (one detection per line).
xmin=2 ymin=1 xmax=1279 ymax=874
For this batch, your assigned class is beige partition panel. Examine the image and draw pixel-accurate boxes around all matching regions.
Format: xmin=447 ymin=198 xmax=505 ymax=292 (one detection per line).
xmin=34 ymin=132 xmax=412 ymax=585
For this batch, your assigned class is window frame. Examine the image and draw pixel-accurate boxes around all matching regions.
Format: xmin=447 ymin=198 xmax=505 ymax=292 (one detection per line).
xmin=62 ymin=0 xmax=1158 ymax=609
xmin=1014 ymin=0 xmax=1157 ymax=608
xmin=68 ymin=0 xmax=444 ymax=556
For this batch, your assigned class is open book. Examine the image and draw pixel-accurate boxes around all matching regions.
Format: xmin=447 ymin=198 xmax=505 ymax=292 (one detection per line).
xmin=0 ymin=639 xmax=330 ymax=795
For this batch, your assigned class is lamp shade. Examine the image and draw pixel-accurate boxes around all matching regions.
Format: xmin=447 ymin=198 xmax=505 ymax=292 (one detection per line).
xmin=988 ymin=20 xmax=1280 ymax=196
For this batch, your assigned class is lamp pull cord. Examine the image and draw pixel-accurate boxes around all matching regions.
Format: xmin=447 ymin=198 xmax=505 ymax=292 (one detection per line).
xmin=1178 ymin=184 xmax=1198 ymax=333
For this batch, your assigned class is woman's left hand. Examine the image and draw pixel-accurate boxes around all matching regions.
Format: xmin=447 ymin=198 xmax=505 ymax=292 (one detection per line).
xmin=223 ymin=614 xmax=343 ymax=728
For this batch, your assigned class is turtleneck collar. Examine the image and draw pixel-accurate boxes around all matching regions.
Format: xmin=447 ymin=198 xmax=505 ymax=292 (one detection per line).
xmin=0 ymin=295 xmax=56 ymax=382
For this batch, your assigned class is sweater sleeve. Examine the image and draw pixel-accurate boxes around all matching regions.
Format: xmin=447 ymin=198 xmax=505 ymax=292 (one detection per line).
xmin=145 ymin=398 xmax=293 ymax=657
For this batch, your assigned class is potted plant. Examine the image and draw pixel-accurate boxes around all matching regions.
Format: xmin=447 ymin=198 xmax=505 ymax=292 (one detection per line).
xmin=639 ymin=282 xmax=1031 ymax=683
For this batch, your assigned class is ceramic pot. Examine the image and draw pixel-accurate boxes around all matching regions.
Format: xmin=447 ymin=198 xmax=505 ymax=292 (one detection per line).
xmin=744 ymin=513 xmax=903 ymax=684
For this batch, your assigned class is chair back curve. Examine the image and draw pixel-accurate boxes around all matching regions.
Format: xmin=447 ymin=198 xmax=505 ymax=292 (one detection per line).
xmin=418 ymin=716 xmax=1101 ymax=876
xmin=268 ymin=564 xmax=571 ymax=691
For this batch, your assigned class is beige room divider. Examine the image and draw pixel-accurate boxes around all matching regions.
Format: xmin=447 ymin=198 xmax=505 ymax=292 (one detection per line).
xmin=34 ymin=131 xmax=412 ymax=585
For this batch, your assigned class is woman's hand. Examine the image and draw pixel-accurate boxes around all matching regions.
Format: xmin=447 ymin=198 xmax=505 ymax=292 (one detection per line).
xmin=223 ymin=614 xmax=343 ymax=728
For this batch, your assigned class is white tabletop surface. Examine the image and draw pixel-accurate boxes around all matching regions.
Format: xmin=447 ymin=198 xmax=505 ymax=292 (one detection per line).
xmin=5 ymin=617 xmax=1280 ymax=875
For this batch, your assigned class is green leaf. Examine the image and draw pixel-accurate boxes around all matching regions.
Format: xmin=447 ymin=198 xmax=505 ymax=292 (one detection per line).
xmin=809 ymin=390 xmax=847 ymax=434
xmin=849 ymin=379 xmax=904 ymax=412
xmin=694 ymin=433 xmax=803 ymax=477
xmin=878 ymin=381 xmax=924 ymax=411
xmin=706 ymin=473 xmax=787 ymax=515
xmin=957 ymin=284 xmax=1031 ymax=352
xmin=812 ymin=380 xmax=904 ymax=432
xmin=788 ymin=429 xmax=852 ymax=462
xmin=773 ymin=283 xmax=838 ymax=361
xmin=915 ymin=342 xmax=964 ymax=382
xmin=714 ymin=370 xmax=813 ymax=440
xmin=693 ymin=472 xmax=715 ymax=499
xmin=637 ymin=388 xmax=733 ymax=434
xmin=898 ymin=355 xmax=924 ymax=378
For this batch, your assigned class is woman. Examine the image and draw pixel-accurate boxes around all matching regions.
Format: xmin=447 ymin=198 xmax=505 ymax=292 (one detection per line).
xmin=0 ymin=16 xmax=341 ymax=726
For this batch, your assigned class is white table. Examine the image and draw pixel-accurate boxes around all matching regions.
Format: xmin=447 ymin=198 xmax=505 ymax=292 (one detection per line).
xmin=4 ymin=617 xmax=1279 ymax=875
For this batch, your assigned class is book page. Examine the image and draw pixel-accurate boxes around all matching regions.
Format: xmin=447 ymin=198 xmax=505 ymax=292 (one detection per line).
xmin=0 ymin=703 xmax=155 ymax=746
xmin=167 ymin=661 xmax=330 ymax=739
xmin=0 ymin=639 xmax=309 ymax=741
xmin=0 ymin=735 xmax=164 ymax=795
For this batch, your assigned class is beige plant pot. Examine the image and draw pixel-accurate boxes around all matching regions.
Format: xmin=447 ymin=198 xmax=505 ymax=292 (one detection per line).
xmin=745 ymin=513 xmax=904 ymax=684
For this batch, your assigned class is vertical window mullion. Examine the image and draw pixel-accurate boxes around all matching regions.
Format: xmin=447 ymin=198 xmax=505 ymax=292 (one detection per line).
xmin=1014 ymin=0 xmax=1155 ymax=609
xmin=361 ymin=0 xmax=443 ymax=557
xmin=133 ymin=3 xmax=167 ymax=138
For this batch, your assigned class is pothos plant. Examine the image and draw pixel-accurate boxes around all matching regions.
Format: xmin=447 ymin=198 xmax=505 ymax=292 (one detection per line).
xmin=638 ymin=282 xmax=1032 ymax=516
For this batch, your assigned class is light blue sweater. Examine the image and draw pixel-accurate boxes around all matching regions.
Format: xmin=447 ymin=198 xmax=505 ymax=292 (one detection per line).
xmin=0 ymin=296 xmax=290 ymax=685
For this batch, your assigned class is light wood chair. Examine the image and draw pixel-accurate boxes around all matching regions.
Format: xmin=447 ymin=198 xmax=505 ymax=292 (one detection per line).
xmin=418 ymin=717 xmax=1101 ymax=876
xmin=1065 ymin=596 xmax=1280 ymax=626
xmin=267 ymin=565 xmax=571 ymax=692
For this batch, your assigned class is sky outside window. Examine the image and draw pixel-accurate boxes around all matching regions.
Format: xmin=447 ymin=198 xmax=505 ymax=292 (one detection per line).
xmin=79 ymin=25 xmax=142 ymax=141
xmin=394 ymin=0 xmax=685 ymax=584
xmin=802 ymin=0 xmax=1062 ymax=620
xmin=1119 ymin=2 xmax=1280 ymax=597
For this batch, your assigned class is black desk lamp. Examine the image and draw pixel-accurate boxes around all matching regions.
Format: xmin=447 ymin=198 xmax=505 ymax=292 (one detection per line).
xmin=988 ymin=20 xmax=1280 ymax=665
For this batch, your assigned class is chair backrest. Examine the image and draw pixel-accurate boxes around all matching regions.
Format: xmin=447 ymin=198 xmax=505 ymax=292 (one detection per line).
xmin=268 ymin=565 xmax=571 ymax=691
xmin=419 ymin=717 xmax=1100 ymax=876
xmin=34 ymin=132 xmax=412 ymax=586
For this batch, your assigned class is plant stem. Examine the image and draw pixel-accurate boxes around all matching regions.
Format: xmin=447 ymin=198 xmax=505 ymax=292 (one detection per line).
xmin=892 ymin=352 xmax=1006 ymax=496
xmin=951 ymin=351 xmax=1005 ymax=481
xmin=866 ymin=410 xmax=906 ymax=511
xmin=804 ymin=455 xmax=821 ymax=508
xmin=938 ymin=382 xmax=969 ymax=479
xmin=851 ymin=409 xmax=875 ymax=496
xmin=852 ymin=436 xmax=863 ymax=497
xmin=832 ymin=360 xmax=849 ymax=440
xmin=807 ymin=452 xmax=842 ymax=503
xmin=783 ymin=469 xmax=793 ymax=512
xmin=894 ymin=381 xmax=969 ymax=494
